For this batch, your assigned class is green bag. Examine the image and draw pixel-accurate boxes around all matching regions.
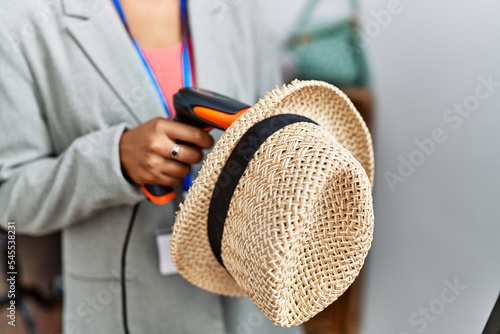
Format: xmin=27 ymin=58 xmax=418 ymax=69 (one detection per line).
xmin=286 ymin=0 xmax=369 ymax=87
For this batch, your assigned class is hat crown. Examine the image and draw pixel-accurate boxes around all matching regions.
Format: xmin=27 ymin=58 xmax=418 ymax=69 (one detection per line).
xmin=221 ymin=122 xmax=373 ymax=326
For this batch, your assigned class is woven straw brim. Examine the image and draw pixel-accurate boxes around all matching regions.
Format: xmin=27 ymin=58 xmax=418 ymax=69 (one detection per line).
xmin=171 ymin=80 xmax=374 ymax=326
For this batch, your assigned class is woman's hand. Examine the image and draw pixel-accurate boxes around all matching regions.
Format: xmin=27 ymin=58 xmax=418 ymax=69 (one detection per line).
xmin=119 ymin=117 xmax=214 ymax=186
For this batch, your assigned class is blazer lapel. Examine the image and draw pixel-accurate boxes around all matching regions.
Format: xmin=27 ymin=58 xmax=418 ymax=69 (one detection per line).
xmin=62 ymin=0 xmax=163 ymax=124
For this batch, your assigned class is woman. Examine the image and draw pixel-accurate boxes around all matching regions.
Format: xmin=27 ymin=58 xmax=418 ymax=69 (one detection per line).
xmin=0 ymin=0 xmax=301 ymax=333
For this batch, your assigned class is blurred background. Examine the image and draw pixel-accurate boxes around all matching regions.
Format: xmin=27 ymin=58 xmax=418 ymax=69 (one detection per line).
xmin=1 ymin=0 xmax=499 ymax=333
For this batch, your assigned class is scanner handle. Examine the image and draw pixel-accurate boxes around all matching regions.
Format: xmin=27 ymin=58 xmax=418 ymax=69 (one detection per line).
xmin=143 ymin=88 xmax=250 ymax=205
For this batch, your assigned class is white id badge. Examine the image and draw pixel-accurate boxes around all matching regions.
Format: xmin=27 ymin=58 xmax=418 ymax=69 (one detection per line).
xmin=156 ymin=230 xmax=178 ymax=276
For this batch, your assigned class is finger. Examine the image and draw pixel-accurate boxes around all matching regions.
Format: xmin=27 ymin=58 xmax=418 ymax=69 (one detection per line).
xmin=168 ymin=142 xmax=204 ymax=164
xmin=137 ymin=160 xmax=184 ymax=186
xmin=157 ymin=158 xmax=192 ymax=179
xmin=145 ymin=130 xmax=175 ymax=158
xmin=150 ymin=173 xmax=183 ymax=187
xmin=163 ymin=121 xmax=214 ymax=149
xmin=141 ymin=151 xmax=192 ymax=176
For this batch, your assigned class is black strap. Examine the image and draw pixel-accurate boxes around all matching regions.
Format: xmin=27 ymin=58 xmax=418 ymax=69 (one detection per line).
xmin=207 ymin=114 xmax=317 ymax=268
xmin=121 ymin=203 xmax=140 ymax=334
xmin=483 ymin=293 xmax=500 ymax=334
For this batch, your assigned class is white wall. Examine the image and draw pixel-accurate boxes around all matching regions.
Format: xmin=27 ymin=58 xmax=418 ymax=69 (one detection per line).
xmin=261 ymin=0 xmax=500 ymax=333
xmin=359 ymin=0 xmax=500 ymax=333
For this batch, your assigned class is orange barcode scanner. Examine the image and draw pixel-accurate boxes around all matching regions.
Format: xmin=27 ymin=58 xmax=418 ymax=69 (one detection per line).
xmin=141 ymin=88 xmax=250 ymax=205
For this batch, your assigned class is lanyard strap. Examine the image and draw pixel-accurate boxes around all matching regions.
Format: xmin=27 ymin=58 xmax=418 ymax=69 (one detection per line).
xmin=112 ymin=0 xmax=195 ymax=118
xmin=180 ymin=0 xmax=195 ymax=88
xmin=113 ymin=0 xmax=196 ymax=194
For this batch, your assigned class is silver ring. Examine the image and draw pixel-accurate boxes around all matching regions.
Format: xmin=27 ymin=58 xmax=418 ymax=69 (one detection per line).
xmin=170 ymin=144 xmax=180 ymax=160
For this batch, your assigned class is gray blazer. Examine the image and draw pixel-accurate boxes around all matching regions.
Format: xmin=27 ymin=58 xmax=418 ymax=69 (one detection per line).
xmin=0 ymin=0 xmax=302 ymax=333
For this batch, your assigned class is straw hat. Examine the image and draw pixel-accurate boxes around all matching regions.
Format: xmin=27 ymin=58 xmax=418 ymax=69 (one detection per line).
xmin=171 ymin=80 xmax=374 ymax=327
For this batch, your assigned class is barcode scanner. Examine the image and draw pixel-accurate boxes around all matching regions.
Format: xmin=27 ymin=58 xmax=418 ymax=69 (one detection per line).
xmin=141 ymin=87 xmax=250 ymax=204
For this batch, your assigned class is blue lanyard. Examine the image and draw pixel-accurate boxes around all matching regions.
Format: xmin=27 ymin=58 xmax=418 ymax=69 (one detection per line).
xmin=111 ymin=0 xmax=195 ymax=118
xmin=112 ymin=0 xmax=195 ymax=193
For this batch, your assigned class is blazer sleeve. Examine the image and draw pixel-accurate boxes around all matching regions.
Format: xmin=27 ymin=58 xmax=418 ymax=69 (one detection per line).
xmin=0 ymin=30 xmax=144 ymax=236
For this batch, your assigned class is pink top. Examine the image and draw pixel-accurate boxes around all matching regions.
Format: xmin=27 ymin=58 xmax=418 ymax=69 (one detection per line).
xmin=143 ymin=42 xmax=183 ymax=117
